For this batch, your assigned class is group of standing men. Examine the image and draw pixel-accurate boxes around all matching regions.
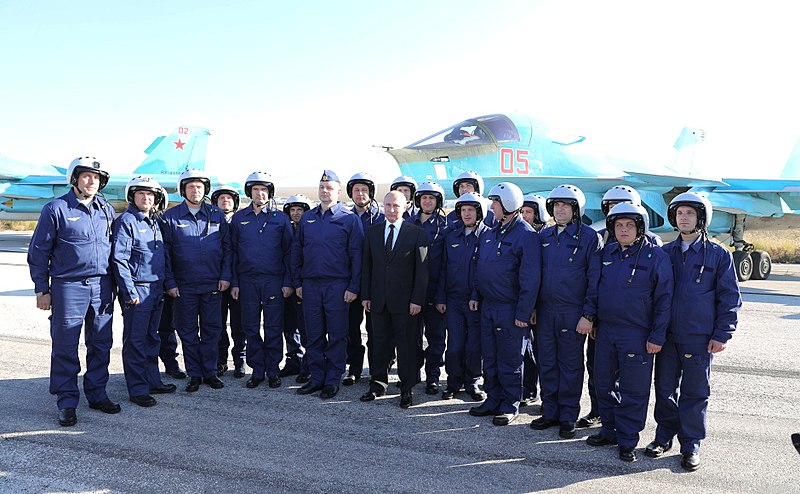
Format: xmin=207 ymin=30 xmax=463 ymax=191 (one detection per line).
xmin=28 ymin=156 xmax=740 ymax=472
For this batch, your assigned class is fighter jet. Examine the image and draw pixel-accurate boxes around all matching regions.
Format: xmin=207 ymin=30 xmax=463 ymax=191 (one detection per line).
xmin=0 ymin=125 xmax=216 ymax=220
xmin=387 ymin=113 xmax=800 ymax=281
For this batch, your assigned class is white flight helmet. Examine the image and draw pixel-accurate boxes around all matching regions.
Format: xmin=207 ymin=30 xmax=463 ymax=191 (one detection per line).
xmin=390 ymin=175 xmax=418 ymax=196
xmin=125 ymin=175 xmax=164 ymax=206
xmin=347 ymin=172 xmax=376 ymax=199
xmin=522 ymin=193 xmax=551 ymax=224
xmin=601 ymin=185 xmax=642 ymax=216
xmin=546 ymin=184 xmax=586 ymax=219
xmin=282 ymin=194 xmax=314 ymax=214
xmin=244 ymin=171 xmax=275 ymax=199
xmin=67 ymin=156 xmax=110 ymax=190
xmin=414 ymin=181 xmax=445 ymax=210
xmin=487 ymin=182 xmax=524 ymax=215
xmin=156 ymin=186 xmax=170 ymax=212
xmin=455 ymin=192 xmax=486 ymax=223
xmin=606 ymin=202 xmax=649 ymax=241
xmin=668 ymin=192 xmax=713 ymax=232
xmin=452 ymin=170 xmax=485 ymax=197
xmin=211 ymin=185 xmax=241 ymax=212
xmin=178 ymin=168 xmax=211 ymax=198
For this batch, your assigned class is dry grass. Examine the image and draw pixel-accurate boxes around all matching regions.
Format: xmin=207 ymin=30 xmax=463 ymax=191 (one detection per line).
xmin=0 ymin=221 xmax=37 ymax=231
xmin=745 ymin=229 xmax=800 ymax=263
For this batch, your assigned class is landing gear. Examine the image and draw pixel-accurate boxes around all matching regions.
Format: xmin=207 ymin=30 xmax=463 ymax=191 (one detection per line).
xmin=730 ymin=214 xmax=770 ymax=282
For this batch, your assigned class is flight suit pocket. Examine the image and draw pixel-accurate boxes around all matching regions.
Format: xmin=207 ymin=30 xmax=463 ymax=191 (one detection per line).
xmin=619 ymin=352 xmax=653 ymax=395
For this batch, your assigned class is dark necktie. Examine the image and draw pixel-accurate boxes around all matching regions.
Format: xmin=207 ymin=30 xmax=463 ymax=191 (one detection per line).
xmin=385 ymin=224 xmax=395 ymax=257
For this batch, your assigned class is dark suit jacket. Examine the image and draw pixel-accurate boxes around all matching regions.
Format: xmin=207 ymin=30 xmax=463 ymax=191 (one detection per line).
xmin=361 ymin=220 xmax=429 ymax=313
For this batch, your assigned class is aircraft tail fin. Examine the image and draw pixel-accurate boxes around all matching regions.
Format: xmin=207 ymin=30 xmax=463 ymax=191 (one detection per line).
xmin=780 ymin=138 xmax=800 ymax=179
xmin=133 ymin=126 xmax=210 ymax=175
xmin=671 ymin=127 xmax=706 ymax=176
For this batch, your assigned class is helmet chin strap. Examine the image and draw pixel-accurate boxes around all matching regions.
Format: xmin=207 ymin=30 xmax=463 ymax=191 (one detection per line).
xmin=74 ymin=185 xmax=94 ymax=200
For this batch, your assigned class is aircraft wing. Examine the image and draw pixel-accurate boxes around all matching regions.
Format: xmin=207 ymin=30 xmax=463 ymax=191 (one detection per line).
xmin=623 ymin=171 xmax=728 ymax=188
xmin=716 ymin=177 xmax=800 ymax=211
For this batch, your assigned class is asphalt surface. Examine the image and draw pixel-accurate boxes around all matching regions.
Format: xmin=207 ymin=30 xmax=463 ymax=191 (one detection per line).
xmin=0 ymin=230 xmax=798 ymax=493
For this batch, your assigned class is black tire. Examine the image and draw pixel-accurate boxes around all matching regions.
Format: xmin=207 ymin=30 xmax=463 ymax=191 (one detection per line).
xmin=732 ymin=251 xmax=753 ymax=282
xmin=749 ymin=250 xmax=771 ymax=280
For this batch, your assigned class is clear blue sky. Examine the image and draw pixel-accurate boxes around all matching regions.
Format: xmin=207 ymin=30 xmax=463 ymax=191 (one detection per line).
xmin=1 ymin=0 xmax=798 ymax=186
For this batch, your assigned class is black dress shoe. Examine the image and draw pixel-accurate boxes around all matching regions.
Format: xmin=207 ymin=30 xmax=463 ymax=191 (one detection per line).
xmin=295 ymin=373 xmax=311 ymax=384
xmin=400 ymin=390 xmax=413 ymax=408
xmin=216 ymin=364 xmax=228 ymax=377
xmin=529 ymin=416 xmax=559 ymax=430
xmin=342 ymin=374 xmax=361 ymax=386
xmin=519 ymin=395 xmax=539 ymax=407
xmin=268 ymin=376 xmax=282 ymax=388
xmin=320 ymin=385 xmax=339 ymax=399
xmin=441 ymin=388 xmax=456 ymax=400
xmin=469 ymin=403 xmax=500 ymax=417
xmin=792 ymin=433 xmax=800 ymax=454
xmin=203 ymin=376 xmax=225 ymax=389
xmin=130 ymin=394 xmax=157 ymax=407
xmin=233 ymin=365 xmax=246 ymax=378
xmin=576 ymin=413 xmax=601 ymax=428
xmin=468 ymin=389 xmax=488 ymax=401
xmin=297 ymin=382 xmax=323 ymax=395
xmin=425 ymin=382 xmax=439 ymax=395
xmin=360 ymin=390 xmax=385 ymax=402
xmin=587 ymin=434 xmax=617 ymax=446
xmin=619 ymin=446 xmax=637 ymax=462
xmin=58 ymin=408 xmax=77 ymax=427
xmin=279 ymin=366 xmax=300 ymax=378
xmin=186 ymin=377 xmax=202 ymax=392
xmin=559 ymin=421 xmax=577 ymax=439
xmin=681 ymin=452 xmax=700 ymax=471
xmin=88 ymin=398 xmax=122 ymax=414
xmin=644 ymin=439 xmax=673 ymax=458
xmin=493 ymin=412 xmax=518 ymax=426
xmin=150 ymin=384 xmax=177 ymax=394
xmin=246 ymin=377 xmax=264 ymax=389
xmin=166 ymin=368 xmax=187 ymax=379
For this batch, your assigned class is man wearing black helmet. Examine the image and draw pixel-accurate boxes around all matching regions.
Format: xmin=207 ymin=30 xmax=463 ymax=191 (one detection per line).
xmin=28 ymin=156 xmax=121 ymax=426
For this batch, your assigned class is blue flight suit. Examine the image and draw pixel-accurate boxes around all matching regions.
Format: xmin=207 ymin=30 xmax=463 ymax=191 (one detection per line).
xmin=594 ymin=238 xmax=673 ymax=448
xmin=219 ymin=212 xmax=245 ymax=371
xmin=411 ymin=211 xmax=449 ymax=386
xmin=654 ymin=237 xmax=741 ymax=454
xmin=523 ymin=222 xmax=547 ymax=403
xmin=162 ymin=202 xmax=232 ymax=380
xmin=474 ymin=215 xmax=541 ymax=415
xmin=347 ymin=205 xmax=384 ymax=378
xmin=291 ymin=203 xmax=363 ymax=388
xmin=437 ymin=222 xmax=488 ymax=394
xmin=537 ymin=221 xmax=602 ymax=423
xmin=111 ymin=205 xmax=168 ymax=398
xmin=584 ymin=228 xmax=663 ymax=416
xmin=283 ymin=292 xmax=308 ymax=375
xmin=231 ymin=205 xmax=293 ymax=381
xmin=158 ymin=296 xmax=182 ymax=373
xmin=28 ymin=189 xmax=116 ymax=410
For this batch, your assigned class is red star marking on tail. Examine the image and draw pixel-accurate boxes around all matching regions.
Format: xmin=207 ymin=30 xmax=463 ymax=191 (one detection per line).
xmin=174 ymin=139 xmax=186 ymax=150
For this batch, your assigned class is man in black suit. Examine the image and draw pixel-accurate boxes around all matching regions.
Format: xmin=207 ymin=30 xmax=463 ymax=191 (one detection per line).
xmin=360 ymin=191 xmax=429 ymax=409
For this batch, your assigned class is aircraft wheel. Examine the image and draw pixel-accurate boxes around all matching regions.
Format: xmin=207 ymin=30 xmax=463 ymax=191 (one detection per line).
xmin=732 ymin=251 xmax=753 ymax=282
xmin=749 ymin=250 xmax=771 ymax=280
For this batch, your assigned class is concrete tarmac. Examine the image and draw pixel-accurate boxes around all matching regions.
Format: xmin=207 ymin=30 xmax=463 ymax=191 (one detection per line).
xmin=0 ymin=231 xmax=798 ymax=493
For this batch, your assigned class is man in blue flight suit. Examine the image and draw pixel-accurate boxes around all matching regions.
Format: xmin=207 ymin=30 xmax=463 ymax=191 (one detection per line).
xmin=530 ymin=184 xmax=602 ymax=439
xmin=411 ymin=181 xmax=450 ymax=394
xmin=112 ymin=177 xmax=178 ymax=408
xmin=445 ymin=171 xmax=495 ymax=228
xmin=645 ymin=192 xmax=741 ymax=472
xmin=435 ymin=192 xmax=488 ymax=401
xmin=519 ymin=194 xmax=551 ymax=407
xmin=344 ymin=172 xmax=385 ymax=386
xmin=282 ymin=194 xmax=314 ymax=383
xmin=212 ymin=184 xmax=246 ymax=379
xmin=230 ymin=172 xmax=293 ymax=389
xmin=390 ymin=175 xmax=419 ymax=220
xmin=586 ymin=203 xmax=673 ymax=462
xmin=28 ymin=156 xmax=121 ymax=426
xmin=468 ymin=182 xmax=541 ymax=426
xmin=291 ymin=170 xmax=364 ymax=399
xmin=162 ymin=169 xmax=232 ymax=392
xmin=155 ymin=186 xmax=187 ymax=380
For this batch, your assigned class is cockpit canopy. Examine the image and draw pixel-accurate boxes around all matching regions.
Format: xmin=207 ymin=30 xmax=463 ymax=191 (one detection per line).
xmin=406 ymin=114 xmax=520 ymax=150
